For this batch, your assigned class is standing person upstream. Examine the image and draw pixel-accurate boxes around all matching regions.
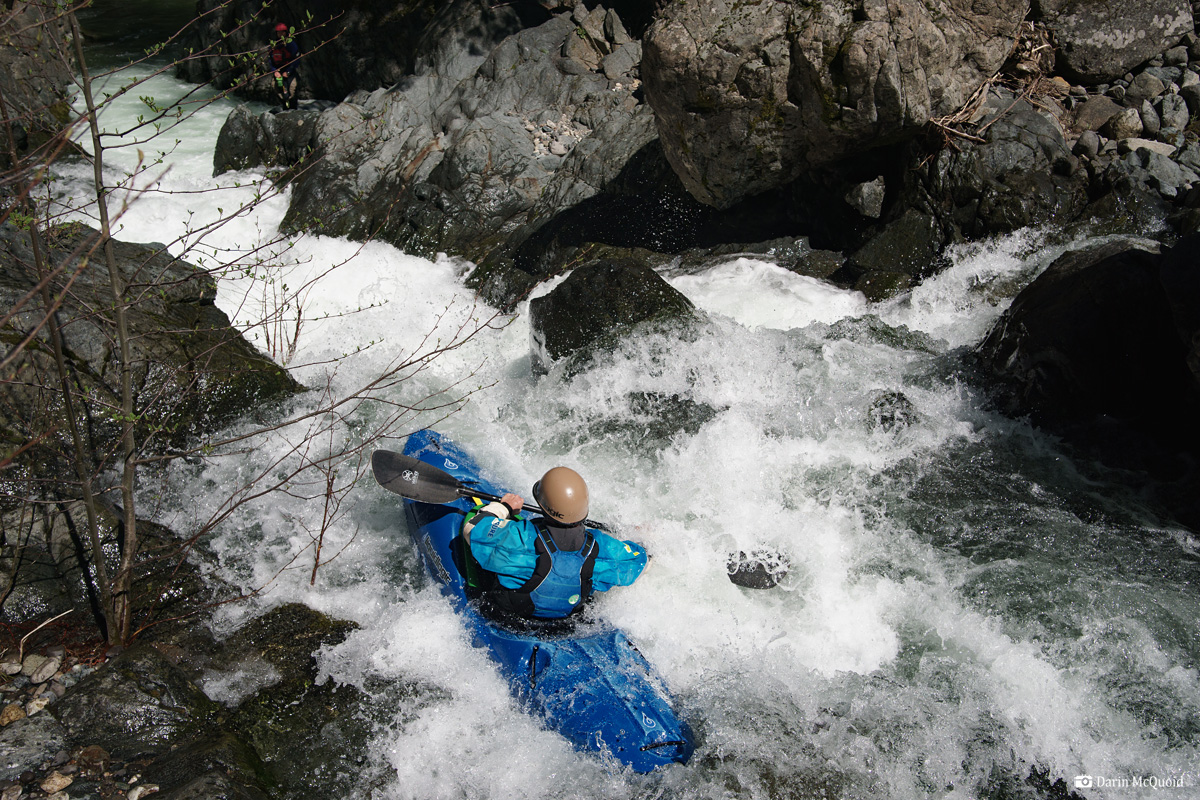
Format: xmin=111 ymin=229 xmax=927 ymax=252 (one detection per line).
xmin=462 ymin=467 xmax=649 ymax=619
xmin=266 ymin=22 xmax=300 ymax=110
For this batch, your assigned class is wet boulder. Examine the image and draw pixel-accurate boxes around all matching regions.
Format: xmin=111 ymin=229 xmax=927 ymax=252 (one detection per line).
xmin=1036 ymin=0 xmax=1193 ymax=85
xmin=213 ymin=104 xmax=322 ymax=176
xmin=212 ymin=605 xmax=428 ymax=800
xmin=868 ymin=391 xmax=918 ymax=433
xmin=0 ymin=502 xmax=207 ymax=628
xmin=214 ymin=603 xmax=357 ymax=686
xmin=980 ymin=239 xmax=1174 ymax=424
xmin=529 ymin=259 xmax=696 ymax=373
xmin=146 ymin=733 xmax=274 ymax=800
xmin=641 ymin=0 xmax=1028 ymax=209
xmin=978 ymin=236 xmax=1200 ymax=527
xmin=49 ymin=645 xmax=220 ymax=760
xmin=843 ymin=210 xmax=944 ymax=300
xmin=0 ymin=222 xmax=301 ymax=482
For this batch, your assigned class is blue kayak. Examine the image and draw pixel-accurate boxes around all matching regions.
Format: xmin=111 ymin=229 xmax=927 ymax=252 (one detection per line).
xmin=397 ymin=430 xmax=694 ymax=772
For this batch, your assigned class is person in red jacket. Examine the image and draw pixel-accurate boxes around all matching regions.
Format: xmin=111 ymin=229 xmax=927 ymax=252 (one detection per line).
xmin=266 ymin=22 xmax=301 ymax=110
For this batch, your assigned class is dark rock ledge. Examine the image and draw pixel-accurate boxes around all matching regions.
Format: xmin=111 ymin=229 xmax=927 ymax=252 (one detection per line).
xmin=1 ymin=602 xmax=421 ymax=800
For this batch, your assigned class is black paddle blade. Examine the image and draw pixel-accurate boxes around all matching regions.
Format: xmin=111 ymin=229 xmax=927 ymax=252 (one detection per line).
xmin=371 ymin=450 xmax=466 ymax=504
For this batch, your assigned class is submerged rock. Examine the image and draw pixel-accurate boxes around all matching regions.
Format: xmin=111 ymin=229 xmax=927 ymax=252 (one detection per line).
xmin=727 ymin=550 xmax=791 ymax=590
xmin=868 ymin=391 xmax=919 ymax=433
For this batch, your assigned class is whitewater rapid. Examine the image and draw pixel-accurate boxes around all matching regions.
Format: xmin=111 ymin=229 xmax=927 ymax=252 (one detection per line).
xmin=56 ymin=67 xmax=1200 ymax=800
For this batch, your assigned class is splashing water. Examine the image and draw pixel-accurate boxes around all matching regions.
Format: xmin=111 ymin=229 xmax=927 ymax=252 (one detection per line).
xmin=53 ymin=66 xmax=1200 ymax=799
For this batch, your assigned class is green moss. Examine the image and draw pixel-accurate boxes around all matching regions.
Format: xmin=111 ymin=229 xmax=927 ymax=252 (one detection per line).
xmin=48 ymin=99 xmax=72 ymax=126
xmin=748 ymin=92 xmax=785 ymax=134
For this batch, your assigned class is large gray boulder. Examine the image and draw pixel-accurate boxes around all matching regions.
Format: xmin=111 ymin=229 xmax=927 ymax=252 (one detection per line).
xmin=0 ymin=223 xmax=300 ymax=465
xmin=978 ymin=236 xmax=1200 ymax=528
xmin=641 ymin=0 xmax=1028 ymax=209
xmin=0 ymin=222 xmax=301 ymax=551
xmin=1035 ymin=0 xmax=1194 ymax=84
xmin=213 ymin=104 xmax=321 ymax=176
xmin=282 ymin=9 xmax=655 ymax=271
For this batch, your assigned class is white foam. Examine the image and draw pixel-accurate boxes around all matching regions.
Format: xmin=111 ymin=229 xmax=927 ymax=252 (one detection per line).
xmin=669 ymin=257 xmax=867 ymax=329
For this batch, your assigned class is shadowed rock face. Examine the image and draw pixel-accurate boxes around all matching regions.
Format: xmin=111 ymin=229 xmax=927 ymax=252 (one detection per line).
xmin=0 ymin=222 xmax=301 ymax=481
xmin=641 ymin=0 xmax=1029 ymax=209
xmin=978 ymin=236 xmax=1200 ymax=529
xmin=176 ymin=0 xmax=551 ymax=104
xmin=0 ymin=5 xmax=72 ymax=172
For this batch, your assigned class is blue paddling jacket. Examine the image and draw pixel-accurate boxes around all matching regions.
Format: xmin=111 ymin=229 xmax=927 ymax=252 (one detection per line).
xmin=465 ymin=503 xmax=648 ymax=619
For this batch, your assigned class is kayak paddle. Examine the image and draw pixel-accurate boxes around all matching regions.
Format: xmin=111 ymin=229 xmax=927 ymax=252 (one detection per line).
xmin=371 ymin=449 xmax=611 ymax=530
xmin=371 ymin=449 xmax=786 ymax=588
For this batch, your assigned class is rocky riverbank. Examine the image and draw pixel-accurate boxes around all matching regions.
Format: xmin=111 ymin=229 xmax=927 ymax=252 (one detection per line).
xmin=0 ymin=602 xmax=399 ymax=800
xmin=209 ymin=1 xmax=1200 ymax=302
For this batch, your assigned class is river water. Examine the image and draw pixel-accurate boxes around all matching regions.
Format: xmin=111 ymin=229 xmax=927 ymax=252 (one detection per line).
xmin=53 ymin=50 xmax=1200 ymax=800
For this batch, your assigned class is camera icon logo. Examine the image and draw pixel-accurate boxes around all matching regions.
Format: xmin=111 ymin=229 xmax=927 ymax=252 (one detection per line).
xmin=1074 ymin=776 xmax=1094 ymax=789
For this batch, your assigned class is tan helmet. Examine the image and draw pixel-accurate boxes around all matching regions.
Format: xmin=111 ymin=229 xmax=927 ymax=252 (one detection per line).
xmin=533 ymin=467 xmax=589 ymax=524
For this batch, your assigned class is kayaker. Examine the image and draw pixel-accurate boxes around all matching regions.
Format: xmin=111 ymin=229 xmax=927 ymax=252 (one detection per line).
xmin=463 ymin=467 xmax=649 ymax=619
xmin=266 ymin=22 xmax=301 ymax=110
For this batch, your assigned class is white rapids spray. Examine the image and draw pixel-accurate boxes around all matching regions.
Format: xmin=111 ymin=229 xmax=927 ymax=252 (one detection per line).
xmin=53 ymin=66 xmax=1200 ymax=800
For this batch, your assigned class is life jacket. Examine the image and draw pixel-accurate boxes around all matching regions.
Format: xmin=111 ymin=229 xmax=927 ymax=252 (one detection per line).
xmin=489 ymin=519 xmax=598 ymax=619
xmin=269 ymin=43 xmax=297 ymax=73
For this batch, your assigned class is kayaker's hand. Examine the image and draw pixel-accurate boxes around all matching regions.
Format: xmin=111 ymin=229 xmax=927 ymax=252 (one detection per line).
xmin=501 ymin=492 xmax=524 ymax=513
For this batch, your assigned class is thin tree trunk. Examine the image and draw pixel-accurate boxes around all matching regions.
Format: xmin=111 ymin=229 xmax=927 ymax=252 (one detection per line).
xmin=71 ymin=12 xmax=138 ymax=644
